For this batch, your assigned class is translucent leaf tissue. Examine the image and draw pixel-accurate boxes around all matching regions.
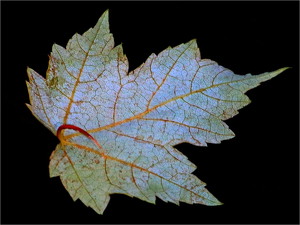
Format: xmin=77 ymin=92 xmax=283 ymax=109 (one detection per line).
xmin=26 ymin=10 xmax=288 ymax=214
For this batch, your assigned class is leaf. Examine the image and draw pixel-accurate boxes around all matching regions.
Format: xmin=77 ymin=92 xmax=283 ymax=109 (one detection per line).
xmin=26 ymin=10 xmax=288 ymax=215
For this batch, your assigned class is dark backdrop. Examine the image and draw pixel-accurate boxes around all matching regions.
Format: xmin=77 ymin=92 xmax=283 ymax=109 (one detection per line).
xmin=2 ymin=1 xmax=299 ymax=224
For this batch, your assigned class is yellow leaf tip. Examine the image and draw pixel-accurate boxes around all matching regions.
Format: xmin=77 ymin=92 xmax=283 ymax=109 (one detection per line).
xmin=103 ymin=9 xmax=109 ymax=16
xmin=189 ymin=38 xmax=197 ymax=44
xmin=278 ymin=67 xmax=291 ymax=72
xmin=211 ymin=200 xmax=223 ymax=206
xmin=272 ymin=67 xmax=291 ymax=76
xmin=25 ymin=103 xmax=32 ymax=110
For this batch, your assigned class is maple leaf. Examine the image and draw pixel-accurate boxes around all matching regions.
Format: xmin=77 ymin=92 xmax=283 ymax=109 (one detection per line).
xmin=26 ymin=10 xmax=288 ymax=215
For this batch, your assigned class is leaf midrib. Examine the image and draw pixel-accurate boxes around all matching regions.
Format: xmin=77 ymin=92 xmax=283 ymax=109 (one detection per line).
xmin=63 ymin=24 xmax=103 ymax=125
xmin=64 ymin=70 xmax=254 ymax=140
xmin=62 ymin=141 xmax=219 ymax=205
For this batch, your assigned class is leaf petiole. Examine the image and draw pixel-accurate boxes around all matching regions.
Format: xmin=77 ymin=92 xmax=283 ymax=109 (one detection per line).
xmin=57 ymin=124 xmax=102 ymax=150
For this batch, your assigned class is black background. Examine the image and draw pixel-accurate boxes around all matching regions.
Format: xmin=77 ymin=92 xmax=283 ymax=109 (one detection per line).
xmin=1 ymin=1 xmax=299 ymax=224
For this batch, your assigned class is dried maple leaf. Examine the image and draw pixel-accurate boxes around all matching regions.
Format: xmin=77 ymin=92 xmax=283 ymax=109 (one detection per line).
xmin=26 ymin=10 xmax=288 ymax=215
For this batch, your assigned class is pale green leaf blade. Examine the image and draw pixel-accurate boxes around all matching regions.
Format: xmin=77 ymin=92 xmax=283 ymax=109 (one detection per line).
xmin=49 ymin=137 xmax=221 ymax=215
xmin=26 ymin=10 xmax=289 ymax=215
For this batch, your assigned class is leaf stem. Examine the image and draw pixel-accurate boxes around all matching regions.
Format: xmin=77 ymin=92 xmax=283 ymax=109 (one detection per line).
xmin=57 ymin=124 xmax=102 ymax=150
